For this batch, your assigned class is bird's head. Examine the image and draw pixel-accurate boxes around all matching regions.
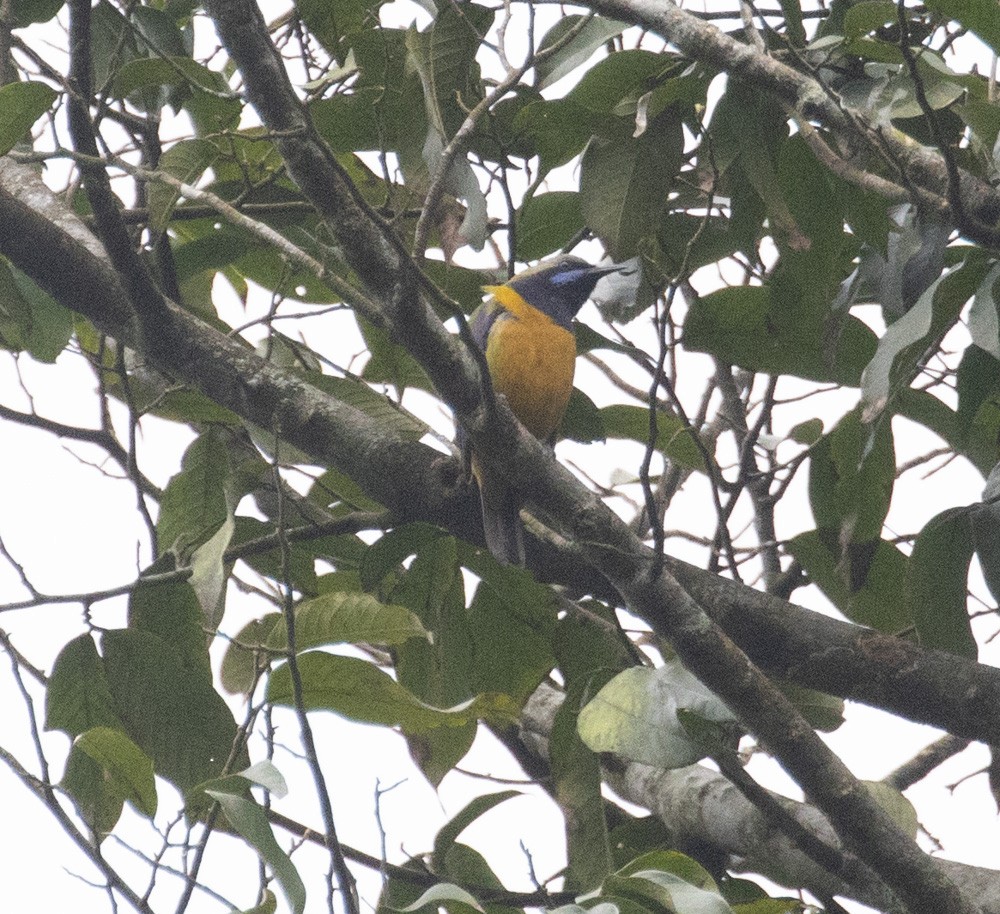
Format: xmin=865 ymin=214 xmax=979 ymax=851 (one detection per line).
xmin=505 ymin=256 xmax=619 ymax=329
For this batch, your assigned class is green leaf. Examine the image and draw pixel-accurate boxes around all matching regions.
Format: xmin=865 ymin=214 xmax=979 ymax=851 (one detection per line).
xmin=156 ymin=429 xmax=232 ymax=557
xmin=561 ymin=387 xmax=606 ymax=443
xmin=75 ymin=726 xmax=157 ymax=818
xmin=221 ymin=614 xmax=282 ymax=696
xmin=112 ymin=56 xmax=230 ymax=99
xmin=907 ymin=507 xmax=977 ymax=657
xmin=788 ymin=532 xmax=912 ymax=632
xmin=390 ymin=534 xmax=476 ymax=707
xmin=608 ymin=817 xmax=675 ymax=870
xmin=7 ymin=264 xmax=73 ymax=363
xmin=839 ymin=50 xmax=965 ymax=121
xmin=462 ymin=556 xmax=557 ymax=704
xmin=731 ymin=900 xmax=805 ymax=914
xmin=683 ymin=285 xmax=878 ymax=384
xmin=408 ymin=721 xmax=478 ymax=789
xmin=309 ymin=466 xmax=385 ymax=514
xmin=267 ymin=652 xmax=516 ymax=733
xmin=605 ymin=851 xmax=733 ymax=914
xmin=862 ymin=249 xmax=986 ymax=421
xmin=808 ymin=408 xmax=895 ymax=543
xmin=431 ymin=844 xmax=518 ymax=914
xmin=237 ymin=890 xmax=278 ymax=914
xmin=132 ymin=5 xmax=189 ymax=56
xmin=13 ymin=0 xmax=64 ymax=26
xmin=552 ymin=683 xmax=614 ymax=891
xmin=46 ymin=634 xmax=123 ymax=736
xmin=580 ymin=107 xmax=684 ymax=260
xmin=534 ymin=16 xmax=629 ymax=89
xmin=102 ymin=628 xmax=244 ymax=793
xmin=265 ymin=591 xmax=429 ymax=652
xmin=229 ymin=517 xmax=322 ymax=597
xmin=188 ymin=512 xmax=235 ymax=630
xmin=89 ymin=1 xmax=140 ymax=91
xmin=865 ymin=780 xmax=919 ymax=840
xmin=569 ymin=49 xmax=668 ymax=114
xmin=184 ymin=79 xmax=243 ymax=136
xmin=0 ymin=82 xmax=56 ymax=155
xmin=894 ymin=388 xmax=960 ymax=455
xmin=957 ymin=345 xmax=1000 ymax=474
xmin=973 ymin=464 xmax=1000 ymax=610
xmin=62 ymin=745 xmax=127 ymax=834
xmin=654 ymin=213 xmax=743 ymax=277
xmin=616 ymin=850 xmax=718 ymax=889
xmin=147 ymin=137 xmax=220 ymax=233
xmin=842 ymin=1 xmax=896 ymax=38
xmin=359 ymin=317 xmax=434 ymax=392
xmin=776 ymin=683 xmax=845 ymax=733
xmin=968 ymin=261 xmax=1000 ymax=360
xmin=0 ymin=260 xmax=73 ymax=361
xmin=432 ymin=792 xmax=521 ymax=871
xmin=311 ymin=88 xmax=387 ymax=153
xmin=142 ymin=387 xmax=242 ymax=427
xmin=516 ymin=191 xmax=585 ymax=262
xmin=360 ymin=523 xmax=447 ymax=591
xmin=294 ymin=0 xmax=381 ymax=56
xmin=514 ymin=99 xmax=601 ymax=175
xmin=237 ymin=760 xmax=289 ymax=797
xmin=577 ymin=661 xmax=737 ymax=769
xmin=309 ymin=374 xmax=429 ymax=439
xmin=710 ymin=82 xmax=791 ymax=248
xmin=129 ymin=564 xmax=213 ymax=683
xmin=0 ymin=255 xmax=35 ymax=351
xmin=788 ymin=418 xmax=823 ymax=445
xmin=958 ymin=99 xmax=1000 ymax=158
xmin=552 ymin=602 xmax=637 ymax=689
xmin=404 ymin=3 xmax=494 ymax=250
xmin=860 ymin=273 xmax=944 ymax=422
xmin=599 ymin=403 xmax=705 ymax=470
xmin=774 ymin=135 xmax=847 ymax=294
xmin=393 ymin=883 xmax=484 ymax=914
xmin=406 ymin=3 xmax=492 ymax=139
xmin=205 ymin=787 xmax=306 ymax=914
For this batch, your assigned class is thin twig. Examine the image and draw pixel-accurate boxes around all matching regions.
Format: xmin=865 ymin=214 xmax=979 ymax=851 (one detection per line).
xmin=271 ymin=451 xmax=359 ymax=914
xmin=0 ymin=743 xmax=157 ymax=914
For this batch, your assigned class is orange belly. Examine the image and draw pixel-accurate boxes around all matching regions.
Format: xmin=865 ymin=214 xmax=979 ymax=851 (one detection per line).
xmin=485 ymin=312 xmax=576 ymax=441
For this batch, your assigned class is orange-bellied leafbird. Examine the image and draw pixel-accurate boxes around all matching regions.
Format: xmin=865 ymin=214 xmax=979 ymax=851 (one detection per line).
xmin=460 ymin=256 xmax=618 ymax=564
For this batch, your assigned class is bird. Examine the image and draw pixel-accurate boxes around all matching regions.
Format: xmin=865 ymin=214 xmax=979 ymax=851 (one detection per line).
xmin=460 ymin=255 xmax=618 ymax=565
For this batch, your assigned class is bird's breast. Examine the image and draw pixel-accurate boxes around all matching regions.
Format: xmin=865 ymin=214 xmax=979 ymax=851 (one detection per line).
xmin=484 ymin=306 xmax=577 ymax=441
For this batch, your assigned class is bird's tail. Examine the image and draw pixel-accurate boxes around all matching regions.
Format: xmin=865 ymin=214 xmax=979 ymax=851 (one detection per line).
xmin=475 ymin=465 xmax=525 ymax=566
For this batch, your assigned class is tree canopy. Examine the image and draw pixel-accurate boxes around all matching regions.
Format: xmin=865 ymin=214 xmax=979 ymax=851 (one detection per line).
xmin=2 ymin=1 xmax=1000 ymax=913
